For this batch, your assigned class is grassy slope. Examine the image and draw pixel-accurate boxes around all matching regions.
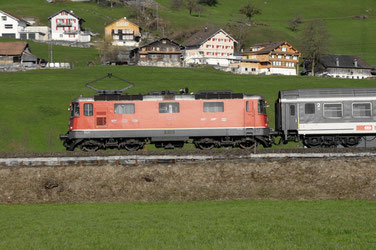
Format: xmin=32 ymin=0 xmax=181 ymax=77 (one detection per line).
xmin=0 ymin=200 xmax=375 ymax=248
xmin=0 ymin=66 xmax=375 ymax=152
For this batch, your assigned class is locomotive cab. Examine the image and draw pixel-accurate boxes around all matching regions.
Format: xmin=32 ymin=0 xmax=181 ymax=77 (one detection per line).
xmin=69 ymin=102 xmax=80 ymax=130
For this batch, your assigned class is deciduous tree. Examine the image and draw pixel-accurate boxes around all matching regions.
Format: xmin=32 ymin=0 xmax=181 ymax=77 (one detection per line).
xmin=300 ymin=19 xmax=330 ymax=76
xmin=238 ymin=3 xmax=261 ymax=26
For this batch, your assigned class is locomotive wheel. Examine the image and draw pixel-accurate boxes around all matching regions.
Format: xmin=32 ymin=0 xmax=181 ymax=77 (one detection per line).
xmin=80 ymin=140 xmax=100 ymax=152
xmin=120 ymin=139 xmax=144 ymax=151
xmin=239 ymin=139 xmax=256 ymax=149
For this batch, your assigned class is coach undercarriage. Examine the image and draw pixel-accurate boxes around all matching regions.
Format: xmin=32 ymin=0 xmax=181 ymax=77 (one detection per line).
xmin=301 ymin=135 xmax=363 ymax=148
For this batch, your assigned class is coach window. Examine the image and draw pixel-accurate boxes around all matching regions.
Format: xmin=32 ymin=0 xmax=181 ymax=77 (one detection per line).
xmin=115 ymin=103 xmax=135 ymax=114
xmin=305 ymin=103 xmax=315 ymax=114
xmin=204 ymin=102 xmax=224 ymax=113
xmin=290 ymin=105 xmax=295 ymax=116
xmin=323 ymin=103 xmax=343 ymax=118
xmin=353 ymin=102 xmax=372 ymax=118
xmin=70 ymin=102 xmax=80 ymax=117
xmin=159 ymin=102 xmax=179 ymax=113
xmin=84 ymin=103 xmax=93 ymax=116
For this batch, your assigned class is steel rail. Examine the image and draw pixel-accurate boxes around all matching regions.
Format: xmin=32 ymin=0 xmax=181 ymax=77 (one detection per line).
xmin=1 ymin=152 xmax=376 ymax=168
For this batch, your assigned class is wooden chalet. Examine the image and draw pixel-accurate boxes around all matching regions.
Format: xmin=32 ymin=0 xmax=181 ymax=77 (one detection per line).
xmin=105 ymin=17 xmax=141 ymax=47
xmin=133 ymin=38 xmax=185 ymax=67
xmin=231 ymin=41 xmax=301 ymax=75
xmin=0 ymin=41 xmax=46 ymax=70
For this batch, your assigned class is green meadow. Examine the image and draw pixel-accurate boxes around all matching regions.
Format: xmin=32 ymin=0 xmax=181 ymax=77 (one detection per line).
xmin=0 ymin=66 xmax=375 ymax=152
xmin=0 ymin=200 xmax=375 ymax=249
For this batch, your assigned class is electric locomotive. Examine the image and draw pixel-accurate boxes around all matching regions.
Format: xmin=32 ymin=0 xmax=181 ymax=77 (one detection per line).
xmin=60 ymin=74 xmax=272 ymax=151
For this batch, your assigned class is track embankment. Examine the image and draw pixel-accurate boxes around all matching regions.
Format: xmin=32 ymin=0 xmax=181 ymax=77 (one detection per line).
xmin=1 ymin=156 xmax=376 ymax=204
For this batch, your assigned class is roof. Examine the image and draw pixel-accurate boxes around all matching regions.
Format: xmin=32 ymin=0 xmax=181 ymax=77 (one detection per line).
xmin=48 ymin=9 xmax=84 ymax=21
xmin=183 ymin=27 xmax=237 ymax=47
xmin=0 ymin=9 xmax=28 ymax=24
xmin=245 ymin=41 xmax=299 ymax=55
xmin=106 ymin=17 xmax=140 ymax=29
xmin=0 ymin=42 xmax=28 ymax=55
xmin=279 ymin=88 xmax=376 ymax=100
xmin=319 ymin=54 xmax=373 ymax=69
xmin=138 ymin=38 xmax=184 ymax=50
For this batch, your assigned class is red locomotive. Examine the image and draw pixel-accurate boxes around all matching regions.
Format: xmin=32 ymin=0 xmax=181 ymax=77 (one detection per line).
xmin=60 ymin=74 xmax=271 ymax=151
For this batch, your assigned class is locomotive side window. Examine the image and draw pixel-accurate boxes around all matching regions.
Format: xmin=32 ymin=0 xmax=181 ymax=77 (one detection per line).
xmin=290 ymin=105 xmax=295 ymax=116
xmin=115 ymin=103 xmax=135 ymax=114
xmin=70 ymin=102 xmax=80 ymax=117
xmin=84 ymin=103 xmax=93 ymax=116
xmin=246 ymin=101 xmax=249 ymax=112
xmin=159 ymin=102 xmax=179 ymax=113
xmin=258 ymin=100 xmax=266 ymax=114
xmin=323 ymin=103 xmax=343 ymax=118
xmin=353 ymin=102 xmax=372 ymax=117
xmin=204 ymin=102 xmax=224 ymax=113
xmin=305 ymin=103 xmax=315 ymax=114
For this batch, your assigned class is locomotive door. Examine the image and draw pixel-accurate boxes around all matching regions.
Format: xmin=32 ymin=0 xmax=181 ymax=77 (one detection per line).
xmin=286 ymin=103 xmax=298 ymax=130
xmin=245 ymin=101 xmax=255 ymax=135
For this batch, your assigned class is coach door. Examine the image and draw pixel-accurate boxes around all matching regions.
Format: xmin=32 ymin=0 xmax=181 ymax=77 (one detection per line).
xmin=286 ymin=103 xmax=298 ymax=130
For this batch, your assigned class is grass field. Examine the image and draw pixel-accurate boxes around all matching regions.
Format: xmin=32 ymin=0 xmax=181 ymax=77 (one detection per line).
xmin=0 ymin=66 xmax=375 ymax=152
xmin=0 ymin=200 xmax=375 ymax=248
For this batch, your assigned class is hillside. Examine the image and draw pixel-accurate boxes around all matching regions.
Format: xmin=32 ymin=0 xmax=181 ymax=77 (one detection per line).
xmin=0 ymin=0 xmax=375 ymax=64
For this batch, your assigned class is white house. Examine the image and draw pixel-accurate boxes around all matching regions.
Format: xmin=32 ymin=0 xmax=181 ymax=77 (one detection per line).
xmin=48 ymin=9 xmax=90 ymax=42
xmin=0 ymin=10 xmax=28 ymax=39
xmin=183 ymin=27 xmax=237 ymax=67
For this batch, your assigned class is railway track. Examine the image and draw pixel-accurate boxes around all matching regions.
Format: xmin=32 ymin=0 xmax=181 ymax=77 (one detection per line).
xmin=1 ymin=148 xmax=376 ymax=168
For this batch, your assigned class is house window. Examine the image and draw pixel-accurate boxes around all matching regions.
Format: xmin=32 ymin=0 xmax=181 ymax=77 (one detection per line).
xmin=2 ymin=16 xmax=6 ymax=21
xmin=293 ymin=56 xmax=298 ymax=60
xmin=4 ymin=24 xmax=13 ymax=29
xmin=251 ymin=68 xmax=256 ymax=72
xmin=324 ymin=103 xmax=343 ymax=118
xmin=20 ymin=33 xmax=27 ymax=39
xmin=115 ymin=103 xmax=135 ymax=114
xmin=286 ymin=55 xmax=290 ymax=60
xmin=204 ymin=102 xmax=224 ymax=113
xmin=277 ymin=55 xmax=283 ymax=59
xmin=305 ymin=103 xmax=315 ymax=114
xmin=281 ymin=47 xmax=287 ymax=52
xmin=271 ymin=55 xmax=275 ymax=58
xmin=84 ymin=103 xmax=93 ymax=116
xmin=159 ymin=103 xmax=179 ymax=113
xmin=28 ymin=33 xmax=35 ymax=40
xmin=353 ymin=103 xmax=371 ymax=117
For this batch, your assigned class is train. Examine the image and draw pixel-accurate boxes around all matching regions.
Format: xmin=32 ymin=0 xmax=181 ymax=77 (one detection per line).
xmin=60 ymin=74 xmax=376 ymax=151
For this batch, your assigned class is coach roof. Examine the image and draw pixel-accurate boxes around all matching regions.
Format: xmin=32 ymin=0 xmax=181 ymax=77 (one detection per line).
xmin=279 ymin=88 xmax=376 ymax=100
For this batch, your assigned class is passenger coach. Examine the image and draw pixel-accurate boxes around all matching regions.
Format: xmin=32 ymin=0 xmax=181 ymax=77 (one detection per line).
xmin=276 ymin=88 xmax=376 ymax=148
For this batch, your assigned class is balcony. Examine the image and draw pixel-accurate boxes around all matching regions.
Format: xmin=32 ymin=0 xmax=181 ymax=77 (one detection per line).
xmin=57 ymin=23 xmax=73 ymax=27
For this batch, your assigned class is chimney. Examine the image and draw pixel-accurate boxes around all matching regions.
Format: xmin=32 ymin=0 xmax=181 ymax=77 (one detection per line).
xmin=336 ymin=57 xmax=339 ymax=67
xmin=354 ymin=59 xmax=358 ymax=67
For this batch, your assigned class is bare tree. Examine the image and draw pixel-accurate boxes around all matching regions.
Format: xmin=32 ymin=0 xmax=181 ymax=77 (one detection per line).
xmin=238 ymin=3 xmax=261 ymax=26
xmin=288 ymin=14 xmax=302 ymax=32
xmin=186 ymin=0 xmax=198 ymax=15
xmin=300 ymin=19 xmax=329 ymax=76
xmin=171 ymin=0 xmax=184 ymax=9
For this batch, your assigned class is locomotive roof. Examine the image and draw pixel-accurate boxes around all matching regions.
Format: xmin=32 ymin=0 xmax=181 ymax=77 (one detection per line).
xmin=279 ymin=88 xmax=376 ymax=100
xmin=73 ymin=91 xmax=263 ymax=102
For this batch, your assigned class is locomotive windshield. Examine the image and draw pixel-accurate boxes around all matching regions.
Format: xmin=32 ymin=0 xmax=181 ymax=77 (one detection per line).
xmin=70 ymin=102 xmax=80 ymax=117
xmin=258 ymin=100 xmax=267 ymax=114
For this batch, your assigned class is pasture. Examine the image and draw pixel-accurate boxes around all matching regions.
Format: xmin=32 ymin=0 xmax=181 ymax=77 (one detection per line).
xmin=0 ymin=66 xmax=375 ymax=152
xmin=0 ymin=200 xmax=375 ymax=249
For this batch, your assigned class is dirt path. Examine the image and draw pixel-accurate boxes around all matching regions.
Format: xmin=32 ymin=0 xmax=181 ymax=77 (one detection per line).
xmin=1 ymin=157 xmax=376 ymax=204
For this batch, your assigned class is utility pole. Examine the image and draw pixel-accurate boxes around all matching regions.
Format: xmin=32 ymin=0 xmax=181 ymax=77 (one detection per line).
xmin=156 ymin=3 xmax=159 ymax=31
